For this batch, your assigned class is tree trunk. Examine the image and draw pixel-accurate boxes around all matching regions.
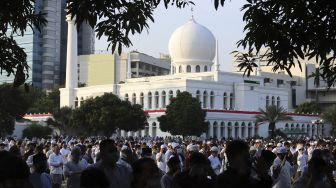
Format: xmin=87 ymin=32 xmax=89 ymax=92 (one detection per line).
xmin=268 ymin=122 xmax=276 ymax=138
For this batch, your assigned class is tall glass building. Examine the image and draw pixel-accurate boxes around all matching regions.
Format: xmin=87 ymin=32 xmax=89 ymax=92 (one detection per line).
xmin=0 ymin=0 xmax=95 ymax=89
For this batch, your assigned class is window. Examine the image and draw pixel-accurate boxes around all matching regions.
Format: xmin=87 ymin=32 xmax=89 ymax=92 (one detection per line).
xmin=131 ymin=62 xmax=137 ymax=68
xmin=229 ymin=93 xmax=234 ymax=110
xmin=241 ymin=122 xmax=246 ymax=138
xmin=234 ymin=122 xmax=239 ymax=138
xmin=196 ymin=65 xmax=200 ymax=72
xmin=203 ymin=91 xmax=208 ymax=108
xmin=162 ymin=91 xmax=166 ymax=108
xmin=271 ymin=96 xmax=275 ymax=105
xmin=277 ymin=96 xmax=280 ymax=107
xmin=154 ymin=91 xmax=159 ymax=109
xmin=204 ymin=66 xmax=208 ymax=72
xmin=213 ymin=121 xmax=218 ymax=138
xmin=266 ymin=96 xmax=270 ymax=107
xmin=196 ymin=90 xmax=201 ymax=101
xmin=210 ymin=91 xmax=215 ymax=109
xmin=125 ymin=94 xmax=129 ymax=101
xmin=220 ymin=122 xmax=225 ymax=138
xmin=148 ymin=92 xmax=152 ymax=109
xmin=264 ymin=78 xmax=270 ymax=83
xmin=248 ymin=123 xmax=252 ymax=138
xmin=228 ymin=122 xmax=232 ymax=138
xmin=169 ymin=90 xmax=173 ymax=100
xmin=152 ymin=122 xmax=157 ymax=137
xmin=132 ymin=93 xmax=136 ymax=104
xmin=223 ymin=93 xmax=227 ymax=109
xmin=173 ymin=66 xmax=176 ymax=74
xmin=176 ymin=90 xmax=180 ymax=95
xmin=140 ymin=93 xmax=144 ymax=106
xmin=285 ymin=123 xmax=289 ymax=130
xmin=187 ymin=65 xmax=191 ymax=72
xmin=178 ymin=66 xmax=182 ymax=73
xmin=145 ymin=125 xmax=149 ymax=136
xmin=75 ymin=97 xmax=78 ymax=108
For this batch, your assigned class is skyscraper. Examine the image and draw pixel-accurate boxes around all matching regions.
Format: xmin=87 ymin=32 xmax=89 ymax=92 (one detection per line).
xmin=0 ymin=0 xmax=95 ymax=89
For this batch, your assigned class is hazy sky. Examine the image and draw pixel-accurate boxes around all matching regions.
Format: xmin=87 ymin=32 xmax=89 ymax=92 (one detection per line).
xmin=95 ymin=0 xmax=246 ymax=71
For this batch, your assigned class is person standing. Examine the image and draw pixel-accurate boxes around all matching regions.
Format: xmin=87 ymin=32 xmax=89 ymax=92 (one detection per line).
xmin=271 ymin=147 xmax=293 ymax=188
xmin=29 ymin=153 xmax=53 ymax=188
xmin=208 ymin=146 xmax=221 ymax=175
xmin=63 ymin=147 xmax=88 ymax=188
xmin=48 ymin=143 xmax=64 ymax=188
xmin=156 ymin=144 xmax=167 ymax=172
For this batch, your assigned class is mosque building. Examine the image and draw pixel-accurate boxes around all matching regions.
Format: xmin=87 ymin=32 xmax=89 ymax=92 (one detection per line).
xmin=60 ymin=15 xmax=331 ymax=138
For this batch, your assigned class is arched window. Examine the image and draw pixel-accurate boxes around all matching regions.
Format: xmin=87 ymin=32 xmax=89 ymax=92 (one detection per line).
xmin=169 ymin=90 xmax=173 ymax=100
xmin=220 ymin=122 xmax=225 ymax=138
xmin=75 ymin=97 xmax=79 ymax=108
xmin=210 ymin=91 xmax=215 ymax=109
xmin=154 ymin=91 xmax=159 ymax=108
xmin=204 ymin=65 xmax=208 ymax=72
xmin=173 ymin=66 xmax=176 ymax=74
xmin=124 ymin=94 xmax=129 ymax=101
xmin=241 ymin=122 xmax=246 ymax=138
xmin=80 ymin=97 xmax=84 ymax=106
xmin=266 ymin=96 xmax=270 ymax=107
xmin=176 ymin=90 xmax=181 ymax=96
xmin=234 ymin=122 xmax=239 ymax=138
xmin=140 ymin=93 xmax=144 ymax=106
xmin=196 ymin=65 xmax=200 ymax=72
xmin=132 ymin=93 xmax=136 ymax=104
xmin=296 ymin=124 xmax=299 ymax=130
xmin=229 ymin=93 xmax=234 ymax=110
xmin=291 ymin=123 xmax=294 ymax=130
xmin=301 ymin=124 xmax=305 ymax=132
xmin=213 ymin=121 xmax=218 ymax=138
xmin=162 ymin=91 xmax=166 ymax=108
xmin=196 ymin=90 xmax=201 ymax=101
xmin=228 ymin=122 xmax=232 ymax=138
xmin=223 ymin=92 xmax=227 ymax=109
xmin=248 ymin=122 xmax=252 ymax=138
xmin=152 ymin=122 xmax=157 ymax=137
xmin=147 ymin=92 xmax=152 ymax=109
xmin=285 ymin=123 xmax=289 ymax=130
xmin=145 ymin=125 xmax=149 ymax=137
xmin=277 ymin=97 xmax=280 ymax=107
xmin=271 ymin=96 xmax=275 ymax=105
xmin=178 ymin=65 xmax=182 ymax=73
xmin=203 ymin=91 xmax=208 ymax=108
xmin=254 ymin=123 xmax=259 ymax=136
xmin=186 ymin=65 xmax=191 ymax=72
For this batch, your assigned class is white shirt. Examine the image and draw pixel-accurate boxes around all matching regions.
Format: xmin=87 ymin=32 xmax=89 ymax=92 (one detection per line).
xmin=271 ymin=159 xmax=293 ymax=188
xmin=297 ymin=152 xmax=308 ymax=172
xmin=208 ymin=155 xmax=221 ymax=175
xmin=48 ymin=152 xmax=64 ymax=175
xmin=60 ymin=148 xmax=71 ymax=157
xmin=156 ymin=152 xmax=166 ymax=173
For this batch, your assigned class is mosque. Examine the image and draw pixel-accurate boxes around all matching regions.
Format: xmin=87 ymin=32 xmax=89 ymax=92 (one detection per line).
xmin=60 ymin=14 xmax=331 ymax=138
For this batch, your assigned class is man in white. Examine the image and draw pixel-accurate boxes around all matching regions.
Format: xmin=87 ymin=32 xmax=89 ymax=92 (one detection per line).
xmin=271 ymin=147 xmax=293 ymax=188
xmin=208 ymin=146 xmax=221 ymax=175
xmin=48 ymin=144 xmax=64 ymax=188
xmin=60 ymin=142 xmax=71 ymax=161
xmin=296 ymin=144 xmax=308 ymax=179
xmin=156 ymin=144 xmax=167 ymax=172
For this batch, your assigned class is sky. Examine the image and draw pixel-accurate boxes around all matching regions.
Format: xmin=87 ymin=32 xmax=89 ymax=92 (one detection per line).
xmin=95 ymin=0 xmax=246 ymax=71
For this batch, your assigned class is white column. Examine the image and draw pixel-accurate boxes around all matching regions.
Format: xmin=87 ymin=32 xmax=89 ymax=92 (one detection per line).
xmin=251 ymin=125 xmax=255 ymax=137
xmin=127 ymin=52 xmax=132 ymax=79
xmin=209 ymin=122 xmax=213 ymax=138
xmin=217 ymin=124 xmax=221 ymax=138
xmin=65 ymin=14 xmax=78 ymax=89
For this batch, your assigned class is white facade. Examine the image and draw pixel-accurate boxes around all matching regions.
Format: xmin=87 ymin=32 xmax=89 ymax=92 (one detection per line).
xmin=60 ymin=18 xmax=331 ymax=138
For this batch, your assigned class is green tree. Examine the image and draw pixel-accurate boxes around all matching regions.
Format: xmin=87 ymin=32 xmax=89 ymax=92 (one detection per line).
xmin=0 ymin=84 xmax=30 ymax=136
xmin=70 ymin=93 xmax=148 ymax=136
xmin=27 ymin=87 xmax=60 ymax=113
xmin=295 ymin=102 xmax=321 ymax=114
xmin=158 ymin=91 xmax=207 ymax=137
xmin=0 ymin=0 xmax=46 ymax=87
xmin=321 ymin=105 xmax=336 ymax=136
xmin=255 ymin=105 xmax=293 ymax=138
xmin=47 ymin=107 xmax=73 ymax=134
xmin=22 ymin=123 xmax=53 ymax=139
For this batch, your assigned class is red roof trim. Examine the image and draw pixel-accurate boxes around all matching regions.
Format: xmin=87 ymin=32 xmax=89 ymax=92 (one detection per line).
xmin=144 ymin=109 xmax=319 ymax=117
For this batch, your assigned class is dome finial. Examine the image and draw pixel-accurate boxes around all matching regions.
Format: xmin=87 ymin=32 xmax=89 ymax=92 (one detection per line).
xmin=190 ymin=6 xmax=194 ymax=20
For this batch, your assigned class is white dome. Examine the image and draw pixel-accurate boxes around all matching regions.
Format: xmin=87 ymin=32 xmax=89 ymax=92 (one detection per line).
xmin=168 ymin=18 xmax=216 ymax=65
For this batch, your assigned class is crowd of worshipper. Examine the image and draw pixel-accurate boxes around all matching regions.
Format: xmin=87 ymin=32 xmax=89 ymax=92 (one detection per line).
xmin=0 ymin=136 xmax=336 ymax=188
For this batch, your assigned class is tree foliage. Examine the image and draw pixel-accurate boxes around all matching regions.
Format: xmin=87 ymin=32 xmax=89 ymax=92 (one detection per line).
xmin=321 ymin=105 xmax=336 ymax=134
xmin=255 ymin=105 xmax=292 ymax=138
xmin=0 ymin=84 xmax=31 ymax=136
xmin=158 ymin=91 xmax=207 ymax=137
xmin=47 ymin=107 xmax=73 ymax=134
xmin=0 ymin=0 xmax=46 ymax=87
xmin=66 ymin=0 xmax=193 ymax=54
xmin=22 ymin=123 xmax=53 ymax=139
xmin=295 ymin=102 xmax=321 ymax=114
xmin=27 ymin=87 xmax=60 ymax=113
xmin=70 ymin=93 xmax=148 ymax=136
